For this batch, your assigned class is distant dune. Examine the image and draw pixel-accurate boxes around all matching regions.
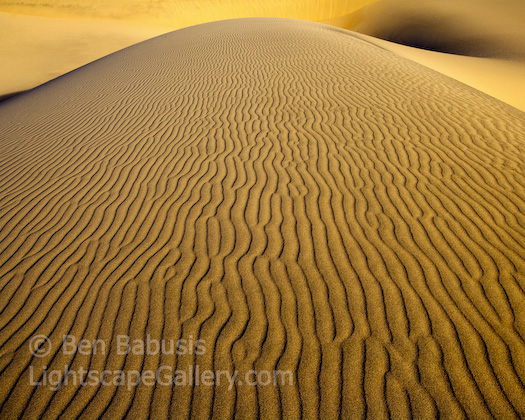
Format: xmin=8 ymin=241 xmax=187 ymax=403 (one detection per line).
xmin=322 ymin=0 xmax=525 ymax=111
xmin=324 ymin=0 xmax=525 ymax=59
xmin=0 ymin=0 xmax=375 ymax=101
xmin=0 ymin=12 xmax=169 ymax=100
xmin=1 ymin=18 xmax=525 ymax=419
xmin=0 ymin=0 xmax=375 ymax=25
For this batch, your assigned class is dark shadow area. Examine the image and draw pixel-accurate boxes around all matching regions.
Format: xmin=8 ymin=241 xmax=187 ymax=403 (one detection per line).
xmin=328 ymin=0 xmax=525 ymax=60
xmin=357 ymin=18 xmax=521 ymax=58
xmin=0 ymin=91 xmax=26 ymax=103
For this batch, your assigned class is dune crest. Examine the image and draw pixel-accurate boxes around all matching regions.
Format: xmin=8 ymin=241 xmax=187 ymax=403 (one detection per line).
xmin=0 ymin=0 xmax=375 ymax=102
xmin=0 ymin=18 xmax=524 ymax=419
xmin=322 ymin=0 xmax=525 ymax=112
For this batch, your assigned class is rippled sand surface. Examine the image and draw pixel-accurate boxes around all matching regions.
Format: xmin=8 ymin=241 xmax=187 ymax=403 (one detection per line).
xmin=0 ymin=18 xmax=524 ymax=419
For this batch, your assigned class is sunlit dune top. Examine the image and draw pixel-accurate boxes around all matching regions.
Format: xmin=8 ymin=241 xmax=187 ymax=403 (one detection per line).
xmin=0 ymin=0 xmax=376 ymax=25
xmin=324 ymin=0 xmax=525 ymax=60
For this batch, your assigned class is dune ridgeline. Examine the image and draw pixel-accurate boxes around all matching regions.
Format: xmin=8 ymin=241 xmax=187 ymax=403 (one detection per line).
xmin=0 ymin=0 xmax=374 ymax=101
xmin=323 ymin=0 xmax=525 ymax=110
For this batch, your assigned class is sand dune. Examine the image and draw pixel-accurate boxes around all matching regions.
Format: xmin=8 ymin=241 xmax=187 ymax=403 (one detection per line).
xmin=324 ymin=0 xmax=525 ymax=59
xmin=342 ymin=33 xmax=525 ymax=112
xmin=322 ymin=0 xmax=525 ymax=112
xmin=0 ymin=18 xmax=525 ymax=419
xmin=0 ymin=0 xmax=375 ymax=25
xmin=0 ymin=12 xmax=170 ymax=100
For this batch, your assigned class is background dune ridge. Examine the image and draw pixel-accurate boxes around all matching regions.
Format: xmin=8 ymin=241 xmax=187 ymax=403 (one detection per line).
xmin=0 ymin=11 xmax=170 ymax=101
xmin=0 ymin=0 xmax=375 ymax=101
xmin=322 ymin=0 xmax=525 ymax=111
xmin=325 ymin=0 xmax=525 ymax=59
xmin=0 ymin=18 xmax=524 ymax=419
xmin=0 ymin=0 xmax=375 ymax=24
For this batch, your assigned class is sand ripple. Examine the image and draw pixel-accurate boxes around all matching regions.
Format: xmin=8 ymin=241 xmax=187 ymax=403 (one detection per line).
xmin=0 ymin=18 xmax=524 ymax=419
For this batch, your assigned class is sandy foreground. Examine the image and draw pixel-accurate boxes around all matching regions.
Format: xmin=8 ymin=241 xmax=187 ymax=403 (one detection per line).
xmin=0 ymin=12 xmax=171 ymax=100
xmin=0 ymin=18 xmax=524 ymax=419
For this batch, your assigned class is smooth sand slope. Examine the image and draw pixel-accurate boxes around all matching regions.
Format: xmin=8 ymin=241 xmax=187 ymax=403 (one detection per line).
xmin=0 ymin=12 xmax=170 ymax=100
xmin=0 ymin=0 xmax=374 ymax=24
xmin=1 ymin=18 xmax=525 ymax=419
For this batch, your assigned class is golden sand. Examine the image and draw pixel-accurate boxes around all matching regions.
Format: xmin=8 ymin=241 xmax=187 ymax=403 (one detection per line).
xmin=324 ymin=0 xmax=525 ymax=59
xmin=0 ymin=0 xmax=376 ymax=101
xmin=322 ymin=0 xmax=525 ymax=112
xmin=341 ymin=32 xmax=525 ymax=112
xmin=0 ymin=0 xmax=375 ymax=24
xmin=0 ymin=18 xmax=524 ymax=419
xmin=0 ymin=12 xmax=170 ymax=100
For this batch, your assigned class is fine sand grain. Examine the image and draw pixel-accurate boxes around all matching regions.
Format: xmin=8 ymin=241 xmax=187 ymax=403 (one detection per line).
xmin=0 ymin=18 xmax=524 ymax=420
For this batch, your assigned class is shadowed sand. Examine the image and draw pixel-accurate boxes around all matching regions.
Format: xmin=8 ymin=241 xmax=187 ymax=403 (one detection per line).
xmin=0 ymin=12 xmax=170 ymax=100
xmin=322 ymin=0 xmax=525 ymax=111
xmin=0 ymin=18 xmax=525 ymax=419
